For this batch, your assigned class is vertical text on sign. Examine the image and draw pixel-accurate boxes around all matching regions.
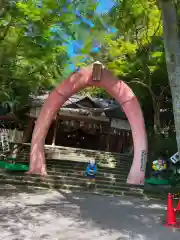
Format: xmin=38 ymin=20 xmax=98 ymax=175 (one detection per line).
xmin=140 ymin=150 xmax=147 ymax=171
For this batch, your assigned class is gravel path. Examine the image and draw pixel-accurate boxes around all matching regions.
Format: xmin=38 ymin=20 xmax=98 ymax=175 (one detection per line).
xmin=0 ymin=185 xmax=179 ymax=240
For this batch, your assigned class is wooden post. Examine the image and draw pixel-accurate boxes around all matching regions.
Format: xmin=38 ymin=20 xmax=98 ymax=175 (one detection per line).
xmin=106 ymin=119 xmax=111 ymax=152
xmin=11 ymin=118 xmax=35 ymax=162
xmin=52 ymin=116 xmax=58 ymax=146
xmin=117 ymin=132 xmax=123 ymax=153
xmin=22 ymin=118 xmax=35 ymax=143
xmin=99 ymin=133 xmax=104 ymax=151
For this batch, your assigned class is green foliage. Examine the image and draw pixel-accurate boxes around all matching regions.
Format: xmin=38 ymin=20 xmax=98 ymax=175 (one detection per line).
xmin=89 ymin=0 xmax=173 ymax=134
xmin=82 ymin=0 xmax=176 ymax=155
xmin=0 ymin=0 xmax=105 ymax=110
xmin=80 ymin=86 xmax=110 ymax=98
xmin=149 ymin=132 xmax=177 ymax=159
xmin=0 ymin=0 xmax=176 ymax=157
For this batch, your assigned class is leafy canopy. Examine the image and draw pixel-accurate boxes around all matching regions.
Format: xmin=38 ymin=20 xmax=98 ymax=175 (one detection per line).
xmin=0 ymin=0 xmax=106 ymax=109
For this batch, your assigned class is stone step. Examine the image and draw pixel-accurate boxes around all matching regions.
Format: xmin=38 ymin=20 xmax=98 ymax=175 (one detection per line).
xmin=17 ymin=155 xmax=133 ymax=165
xmin=4 ymin=145 xmax=142 ymax=198
xmin=17 ymin=156 xmax=131 ymax=166
xmin=47 ymin=165 xmax=130 ymax=175
xmin=47 ymin=158 xmax=132 ymax=164
xmin=13 ymin=164 xmax=130 ymax=178
xmin=7 ymin=165 xmax=129 ymax=180
xmin=16 ymin=144 xmax=131 ymax=158
xmin=15 ymin=144 xmax=133 ymax=165
xmin=47 ymin=170 xmax=129 ymax=180
xmin=17 ymin=159 xmax=132 ymax=168
xmin=3 ymin=171 xmax=134 ymax=187
xmin=0 ymin=176 xmax=144 ymax=198
xmin=0 ymin=182 xmax=169 ymax=201
xmin=0 ymin=175 xmax=143 ymax=193
xmin=49 ymin=171 xmax=128 ymax=180
xmin=15 ymin=160 xmax=131 ymax=175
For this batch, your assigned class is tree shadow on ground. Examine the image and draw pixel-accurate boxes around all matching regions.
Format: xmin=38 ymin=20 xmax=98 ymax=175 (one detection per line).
xmin=0 ymin=185 xmax=179 ymax=240
xmin=55 ymin=190 xmax=180 ymax=239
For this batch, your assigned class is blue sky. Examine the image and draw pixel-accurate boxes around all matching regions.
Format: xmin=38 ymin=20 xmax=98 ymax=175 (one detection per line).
xmin=66 ymin=0 xmax=114 ymax=71
xmin=96 ymin=0 xmax=114 ymax=13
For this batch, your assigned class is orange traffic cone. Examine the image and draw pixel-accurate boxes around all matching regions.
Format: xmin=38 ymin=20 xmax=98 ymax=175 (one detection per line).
xmin=175 ymin=200 xmax=180 ymax=212
xmin=164 ymin=193 xmax=180 ymax=228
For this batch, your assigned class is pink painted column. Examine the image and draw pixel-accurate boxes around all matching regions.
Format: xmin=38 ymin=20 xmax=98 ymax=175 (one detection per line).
xmin=97 ymin=69 xmax=148 ymax=185
xmin=28 ymin=69 xmax=91 ymax=175
xmin=29 ymin=65 xmax=148 ymax=185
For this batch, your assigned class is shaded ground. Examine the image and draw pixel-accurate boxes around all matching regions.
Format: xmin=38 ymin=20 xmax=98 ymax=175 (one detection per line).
xmin=0 ymin=185 xmax=179 ymax=240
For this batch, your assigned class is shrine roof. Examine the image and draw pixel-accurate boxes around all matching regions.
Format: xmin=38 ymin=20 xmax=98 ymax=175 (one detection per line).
xmin=29 ymin=92 xmax=116 ymax=107
xmin=28 ymin=93 xmax=127 ymax=120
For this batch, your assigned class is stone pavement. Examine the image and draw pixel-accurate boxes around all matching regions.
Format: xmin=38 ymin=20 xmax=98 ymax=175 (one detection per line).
xmin=0 ymin=186 xmax=179 ymax=240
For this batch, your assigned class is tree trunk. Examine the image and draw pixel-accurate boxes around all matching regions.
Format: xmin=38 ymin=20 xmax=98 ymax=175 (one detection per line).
xmin=129 ymin=80 xmax=161 ymax=134
xmin=154 ymin=99 xmax=161 ymax=134
xmin=158 ymin=0 xmax=180 ymax=154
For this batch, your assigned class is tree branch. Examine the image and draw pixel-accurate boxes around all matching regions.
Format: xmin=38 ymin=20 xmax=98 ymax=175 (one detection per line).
xmin=0 ymin=18 xmax=13 ymax=41
xmin=128 ymin=80 xmax=156 ymax=103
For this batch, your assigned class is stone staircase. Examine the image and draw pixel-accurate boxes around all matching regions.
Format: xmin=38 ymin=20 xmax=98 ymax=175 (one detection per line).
xmin=0 ymin=144 xmax=145 ymax=198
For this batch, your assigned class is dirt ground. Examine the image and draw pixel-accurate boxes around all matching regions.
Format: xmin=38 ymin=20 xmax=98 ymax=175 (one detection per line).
xmin=0 ymin=185 xmax=179 ymax=240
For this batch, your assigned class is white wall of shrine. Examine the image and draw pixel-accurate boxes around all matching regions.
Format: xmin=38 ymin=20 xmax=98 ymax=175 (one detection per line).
xmin=111 ymin=119 xmax=130 ymax=130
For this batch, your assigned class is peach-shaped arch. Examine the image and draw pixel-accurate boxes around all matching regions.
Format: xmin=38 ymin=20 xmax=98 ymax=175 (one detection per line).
xmin=28 ymin=65 xmax=148 ymax=185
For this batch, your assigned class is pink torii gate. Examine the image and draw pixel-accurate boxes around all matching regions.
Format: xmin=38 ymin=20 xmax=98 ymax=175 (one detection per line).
xmin=28 ymin=63 xmax=148 ymax=185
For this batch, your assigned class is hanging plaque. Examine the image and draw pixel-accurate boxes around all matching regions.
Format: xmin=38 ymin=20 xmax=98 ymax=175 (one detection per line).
xmin=92 ymin=61 xmax=103 ymax=81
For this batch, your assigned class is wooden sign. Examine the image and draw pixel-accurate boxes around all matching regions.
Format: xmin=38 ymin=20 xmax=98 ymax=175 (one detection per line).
xmin=170 ymin=152 xmax=179 ymax=164
xmin=140 ymin=150 xmax=147 ymax=171
xmin=92 ymin=61 xmax=103 ymax=81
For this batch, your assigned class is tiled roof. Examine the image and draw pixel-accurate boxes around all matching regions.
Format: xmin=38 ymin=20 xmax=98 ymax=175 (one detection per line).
xmin=28 ymin=93 xmax=127 ymax=120
xmin=29 ymin=93 xmax=119 ymax=109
